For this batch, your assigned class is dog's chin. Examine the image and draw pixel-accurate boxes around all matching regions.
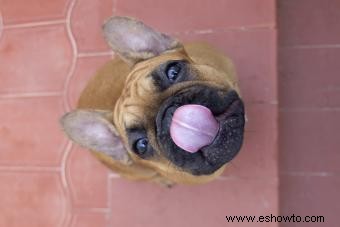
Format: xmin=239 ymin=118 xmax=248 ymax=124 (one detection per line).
xmin=155 ymin=85 xmax=245 ymax=176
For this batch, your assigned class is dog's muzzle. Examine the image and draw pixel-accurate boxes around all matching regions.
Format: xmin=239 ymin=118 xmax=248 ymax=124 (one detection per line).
xmin=156 ymin=85 xmax=245 ymax=175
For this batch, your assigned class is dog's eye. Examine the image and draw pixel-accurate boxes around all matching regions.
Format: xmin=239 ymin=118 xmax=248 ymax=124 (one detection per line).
xmin=152 ymin=60 xmax=190 ymax=91
xmin=134 ymin=138 xmax=148 ymax=155
xmin=166 ymin=63 xmax=181 ymax=82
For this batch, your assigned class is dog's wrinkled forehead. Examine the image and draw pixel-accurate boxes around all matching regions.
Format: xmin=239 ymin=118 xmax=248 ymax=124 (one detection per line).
xmin=113 ymin=50 xmax=191 ymax=131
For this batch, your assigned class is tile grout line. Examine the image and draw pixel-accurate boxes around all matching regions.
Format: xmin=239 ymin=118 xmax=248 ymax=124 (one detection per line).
xmin=0 ymin=11 xmax=3 ymax=41
xmin=59 ymin=163 xmax=73 ymax=227
xmin=218 ymin=175 xmax=279 ymax=181
xmin=60 ymin=141 xmax=73 ymax=190
xmin=253 ymin=100 xmax=278 ymax=105
xmin=62 ymin=145 xmax=96 ymax=215
xmin=108 ymin=172 xmax=120 ymax=179
xmin=0 ymin=166 xmax=61 ymax=172
xmin=0 ymin=91 xmax=63 ymax=99
xmin=271 ymin=17 xmax=280 ymax=191
xmin=73 ymin=207 xmax=110 ymax=213
xmin=57 ymin=135 xmax=71 ymax=172
xmin=170 ymin=23 xmax=276 ymax=36
xmin=60 ymin=141 xmax=76 ymax=227
xmin=78 ymin=51 xmax=113 ymax=58
xmin=63 ymin=0 xmax=73 ymax=19
xmin=280 ymin=171 xmax=338 ymax=177
xmin=62 ymin=0 xmax=79 ymax=112
xmin=111 ymin=1 xmax=117 ymax=62
xmin=2 ymin=21 xmax=276 ymax=34
xmin=279 ymin=107 xmax=340 ymax=112
xmin=107 ymin=171 xmax=114 ymax=227
xmin=60 ymin=1 xmax=78 ymax=227
xmin=280 ymin=44 xmax=340 ymax=49
xmin=3 ymin=19 xmax=66 ymax=29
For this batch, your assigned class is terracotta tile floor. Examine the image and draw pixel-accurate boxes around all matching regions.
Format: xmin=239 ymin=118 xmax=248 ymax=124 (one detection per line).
xmin=278 ymin=0 xmax=340 ymax=226
xmin=0 ymin=1 xmax=278 ymax=227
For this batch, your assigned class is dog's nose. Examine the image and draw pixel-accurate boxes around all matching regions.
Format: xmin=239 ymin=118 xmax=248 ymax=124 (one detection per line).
xmin=170 ymin=104 xmax=219 ymax=153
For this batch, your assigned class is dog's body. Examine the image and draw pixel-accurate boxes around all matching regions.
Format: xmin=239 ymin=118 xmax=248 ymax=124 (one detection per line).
xmin=61 ymin=17 xmax=245 ymax=186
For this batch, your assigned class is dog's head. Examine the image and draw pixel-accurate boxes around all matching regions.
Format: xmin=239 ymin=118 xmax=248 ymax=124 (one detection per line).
xmin=61 ymin=17 xmax=245 ymax=183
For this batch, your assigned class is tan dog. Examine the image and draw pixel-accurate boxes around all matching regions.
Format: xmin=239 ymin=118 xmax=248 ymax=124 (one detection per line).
xmin=60 ymin=16 xmax=245 ymax=186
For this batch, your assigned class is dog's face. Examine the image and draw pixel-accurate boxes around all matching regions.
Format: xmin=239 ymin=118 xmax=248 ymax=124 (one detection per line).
xmin=61 ymin=17 xmax=245 ymax=183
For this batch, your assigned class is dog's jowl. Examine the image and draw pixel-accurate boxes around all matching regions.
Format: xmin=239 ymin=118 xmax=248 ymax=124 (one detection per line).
xmin=60 ymin=16 xmax=245 ymax=186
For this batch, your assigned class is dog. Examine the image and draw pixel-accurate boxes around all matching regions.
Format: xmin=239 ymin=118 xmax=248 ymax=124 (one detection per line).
xmin=60 ymin=16 xmax=245 ymax=186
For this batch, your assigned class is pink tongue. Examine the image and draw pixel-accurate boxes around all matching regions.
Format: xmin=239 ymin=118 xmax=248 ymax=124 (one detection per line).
xmin=170 ymin=104 xmax=219 ymax=153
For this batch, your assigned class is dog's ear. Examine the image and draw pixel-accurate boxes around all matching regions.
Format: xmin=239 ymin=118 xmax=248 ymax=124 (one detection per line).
xmin=60 ymin=110 xmax=131 ymax=164
xmin=102 ymin=16 xmax=182 ymax=65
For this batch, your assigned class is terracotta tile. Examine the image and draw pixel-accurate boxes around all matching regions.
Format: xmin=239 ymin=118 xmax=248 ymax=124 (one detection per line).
xmin=245 ymin=103 xmax=278 ymax=132
xmin=114 ymin=0 xmax=276 ymax=33
xmin=280 ymin=110 xmax=340 ymax=173
xmin=0 ymin=172 xmax=67 ymax=227
xmin=71 ymin=212 xmax=108 ymax=227
xmin=0 ymin=96 xmax=66 ymax=166
xmin=109 ymin=178 xmax=278 ymax=227
xmin=67 ymin=56 xmax=110 ymax=108
xmin=278 ymin=0 xmax=340 ymax=46
xmin=71 ymin=0 xmax=113 ymax=52
xmin=0 ymin=25 xmax=72 ymax=94
xmin=0 ymin=0 xmax=69 ymax=25
xmin=279 ymin=47 xmax=340 ymax=108
xmin=178 ymin=29 xmax=277 ymax=104
xmin=223 ymin=103 xmax=278 ymax=178
xmin=66 ymin=145 xmax=109 ymax=208
xmin=280 ymin=175 xmax=339 ymax=227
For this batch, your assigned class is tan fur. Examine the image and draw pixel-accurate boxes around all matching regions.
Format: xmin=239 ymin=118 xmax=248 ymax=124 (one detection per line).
xmin=76 ymin=42 xmax=239 ymax=185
